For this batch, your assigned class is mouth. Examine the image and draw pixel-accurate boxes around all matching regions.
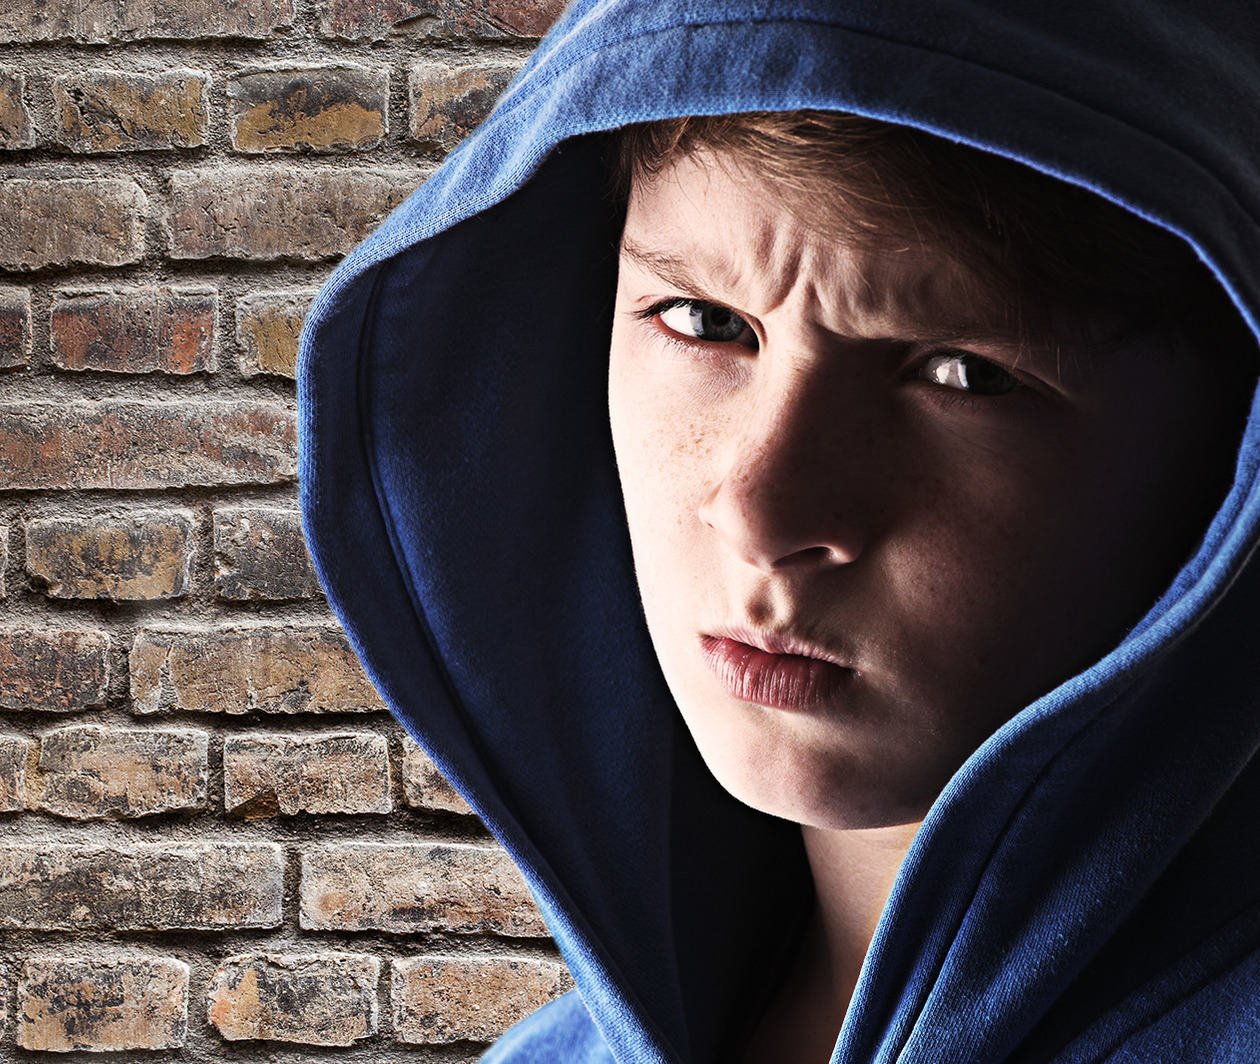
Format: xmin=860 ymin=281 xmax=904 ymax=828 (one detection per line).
xmin=699 ymin=628 xmax=853 ymax=710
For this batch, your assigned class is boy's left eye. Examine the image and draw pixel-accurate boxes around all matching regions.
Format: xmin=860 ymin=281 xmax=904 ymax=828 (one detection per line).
xmin=920 ymin=349 xmax=1020 ymax=395
xmin=658 ymin=300 xmax=757 ymax=346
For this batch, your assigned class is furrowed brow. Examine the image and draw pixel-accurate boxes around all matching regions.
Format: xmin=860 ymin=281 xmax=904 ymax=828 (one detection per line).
xmin=619 ymin=236 xmax=737 ymax=303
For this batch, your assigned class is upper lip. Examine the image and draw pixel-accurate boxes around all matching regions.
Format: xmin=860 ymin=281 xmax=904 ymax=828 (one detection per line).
xmin=708 ymin=623 xmax=852 ymax=669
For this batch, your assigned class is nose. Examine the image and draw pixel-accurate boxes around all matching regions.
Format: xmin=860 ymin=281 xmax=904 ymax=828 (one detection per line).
xmin=697 ymin=371 xmax=870 ymax=572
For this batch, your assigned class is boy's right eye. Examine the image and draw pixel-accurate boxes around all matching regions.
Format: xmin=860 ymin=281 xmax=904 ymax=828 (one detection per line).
xmin=655 ymin=299 xmax=758 ymax=347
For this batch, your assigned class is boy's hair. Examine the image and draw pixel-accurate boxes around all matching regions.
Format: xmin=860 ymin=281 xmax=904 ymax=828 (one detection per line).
xmin=611 ymin=110 xmax=1255 ymax=361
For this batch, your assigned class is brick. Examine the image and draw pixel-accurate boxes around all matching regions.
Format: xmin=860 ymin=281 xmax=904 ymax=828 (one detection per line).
xmin=0 ymin=287 xmax=32 ymax=368
xmin=170 ymin=167 xmax=417 ymax=261
xmin=392 ymin=955 xmax=571 ymax=1043
xmin=401 ymin=737 xmax=472 ymax=814
xmin=230 ymin=64 xmax=387 ymax=153
xmin=32 ymin=724 xmax=207 ymax=818
xmin=131 ymin=626 xmax=384 ymax=715
xmin=0 ymin=177 xmax=145 ymax=271
xmin=17 ymin=955 xmax=188 ymax=1051
xmin=0 ymin=70 xmax=34 ymax=149
xmin=0 ymin=524 xmax=7 ymax=596
xmin=0 ymin=628 xmax=109 ymax=713
xmin=225 ymin=731 xmax=390 ymax=816
xmin=0 ymin=842 xmax=283 ymax=929
xmin=52 ymin=286 xmax=216 ymax=375
xmin=214 ymin=506 xmax=320 ymax=600
xmin=322 ymin=0 xmax=563 ymax=41
xmin=409 ymin=58 xmax=522 ymax=149
xmin=300 ymin=841 xmax=547 ymax=935
xmin=208 ymin=953 xmax=378 ymax=1045
xmin=0 ymin=0 xmax=296 ymax=44
xmin=26 ymin=510 xmax=196 ymax=600
xmin=235 ymin=289 xmax=313 ymax=379
xmin=53 ymin=69 xmax=208 ymax=153
xmin=0 ymin=401 xmax=295 ymax=490
xmin=0 ymin=734 xmax=33 ymax=811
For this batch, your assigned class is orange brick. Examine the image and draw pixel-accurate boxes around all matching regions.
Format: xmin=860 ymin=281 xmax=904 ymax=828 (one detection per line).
xmin=53 ymin=69 xmax=208 ymax=152
xmin=300 ymin=841 xmax=547 ymax=935
xmin=392 ymin=955 xmax=571 ymax=1043
xmin=208 ymin=953 xmax=379 ymax=1045
xmin=409 ymin=58 xmax=522 ymax=149
xmin=0 ymin=70 xmax=34 ymax=148
xmin=51 ymin=287 xmax=216 ymax=374
xmin=17 ymin=955 xmax=189 ymax=1051
xmin=130 ymin=626 xmax=384 ymax=715
xmin=230 ymin=64 xmax=387 ymax=152
xmin=0 ymin=401 xmax=295 ymax=490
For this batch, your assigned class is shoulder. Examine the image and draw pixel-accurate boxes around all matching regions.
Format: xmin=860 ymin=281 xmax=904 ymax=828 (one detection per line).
xmin=482 ymin=989 xmax=616 ymax=1063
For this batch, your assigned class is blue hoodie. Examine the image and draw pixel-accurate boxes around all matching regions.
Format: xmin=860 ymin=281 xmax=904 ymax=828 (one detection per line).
xmin=297 ymin=3 xmax=1260 ymax=1060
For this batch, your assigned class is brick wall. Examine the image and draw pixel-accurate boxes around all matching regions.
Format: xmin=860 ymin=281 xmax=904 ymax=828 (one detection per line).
xmin=0 ymin=1 xmax=570 ymax=1058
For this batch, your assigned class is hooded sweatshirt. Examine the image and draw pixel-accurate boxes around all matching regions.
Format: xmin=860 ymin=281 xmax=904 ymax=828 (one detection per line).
xmin=297 ymin=2 xmax=1260 ymax=1061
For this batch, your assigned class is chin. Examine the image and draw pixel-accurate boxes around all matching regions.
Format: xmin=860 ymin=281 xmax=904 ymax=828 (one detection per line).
xmin=673 ymin=688 xmax=935 ymax=831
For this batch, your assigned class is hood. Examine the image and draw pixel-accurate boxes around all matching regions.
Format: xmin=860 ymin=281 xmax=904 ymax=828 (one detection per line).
xmin=297 ymin=3 xmax=1260 ymax=1061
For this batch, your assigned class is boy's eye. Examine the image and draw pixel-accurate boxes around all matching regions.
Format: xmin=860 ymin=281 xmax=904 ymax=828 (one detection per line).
xmin=921 ymin=349 xmax=1019 ymax=395
xmin=659 ymin=300 xmax=756 ymax=345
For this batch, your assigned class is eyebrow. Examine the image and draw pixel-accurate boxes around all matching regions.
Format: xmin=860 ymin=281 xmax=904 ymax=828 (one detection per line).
xmin=619 ymin=234 xmax=1035 ymax=352
xmin=618 ymin=236 xmax=740 ymax=305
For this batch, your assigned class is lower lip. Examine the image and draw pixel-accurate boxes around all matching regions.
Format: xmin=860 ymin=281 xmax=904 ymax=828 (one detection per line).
xmin=699 ymin=636 xmax=851 ymax=710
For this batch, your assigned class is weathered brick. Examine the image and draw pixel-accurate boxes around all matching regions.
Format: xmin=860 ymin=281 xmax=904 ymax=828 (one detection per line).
xmin=392 ymin=955 xmax=571 ymax=1043
xmin=0 ymin=70 xmax=34 ymax=149
xmin=52 ymin=286 xmax=216 ymax=375
xmin=0 ymin=0 xmax=296 ymax=44
xmin=0 ymin=524 xmax=7 ymax=597
xmin=0 ymin=287 xmax=32 ymax=368
xmin=214 ymin=506 xmax=320 ymax=600
xmin=0 ymin=628 xmax=109 ymax=713
xmin=32 ymin=724 xmax=207 ymax=818
xmin=53 ymin=69 xmax=209 ymax=153
xmin=208 ymin=953 xmax=379 ymax=1045
xmin=0 ymin=733 xmax=33 ymax=811
xmin=401 ymin=736 xmax=473 ymax=814
xmin=409 ymin=58 xmax=521 ymax=149
xmin=225 ymin=731 xmax=390 ymax=816
xmin=0 ymin=842 xmax=283 ymax=929
xmin=300 ymin=842 xmax=547 ymax=935
xmin=0 ymin=401 xmax=295 ymax=490
xmin=131 ymin=626 xmax=384 ymax=715
xmin=230 ymin=64 xmax=387 ymax=153
xmin=26 ymin=510 xmax=196 ymax=600
xmin=170 ymin=167 xmax=417 ymax=261
xmin=322 ymin=0 xmax=563 ymax=41
xmin=17 ymin=955 xmax=189 ymax=1051
xmin=0 ymin=177 xmax=146 ymax=271
xmin=235 ymin=289 xmax=313 ymax=378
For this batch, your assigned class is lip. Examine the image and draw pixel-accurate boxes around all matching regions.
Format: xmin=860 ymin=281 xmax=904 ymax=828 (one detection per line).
xmin=699 ymin=628 xmax=853 ymax=710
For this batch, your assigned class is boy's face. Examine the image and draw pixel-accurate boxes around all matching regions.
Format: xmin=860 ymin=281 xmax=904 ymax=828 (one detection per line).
xmin=608 ymin=148 xmax=1244 ymax=830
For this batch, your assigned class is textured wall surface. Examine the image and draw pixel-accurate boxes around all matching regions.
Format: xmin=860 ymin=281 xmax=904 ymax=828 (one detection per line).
xmin=0 ymin=1 xmax=571 ymax=1058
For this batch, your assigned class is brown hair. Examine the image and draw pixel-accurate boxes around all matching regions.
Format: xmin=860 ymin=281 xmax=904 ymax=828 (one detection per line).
xmin=610 ymin=110 xmax=1255 ymax=359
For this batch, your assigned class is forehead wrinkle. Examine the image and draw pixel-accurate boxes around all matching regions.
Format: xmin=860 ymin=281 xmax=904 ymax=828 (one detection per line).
xmin=623 ymin=157 xmax=1012 ymax=346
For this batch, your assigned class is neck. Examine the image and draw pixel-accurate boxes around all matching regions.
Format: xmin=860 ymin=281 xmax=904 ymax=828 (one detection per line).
xmin=738 ymin=820 xmax=921 ymax=1064
xmin=800 ymin=819 xmax=922 ymax=1006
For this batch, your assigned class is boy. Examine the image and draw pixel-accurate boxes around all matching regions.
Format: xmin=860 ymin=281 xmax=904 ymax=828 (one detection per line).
xmin=299 ymin=3 xmax=1260 ymax=1060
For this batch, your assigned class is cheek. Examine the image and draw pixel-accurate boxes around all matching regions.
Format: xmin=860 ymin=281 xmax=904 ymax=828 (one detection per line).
xmin=609 ymin=340 xmax=713 ymax=540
